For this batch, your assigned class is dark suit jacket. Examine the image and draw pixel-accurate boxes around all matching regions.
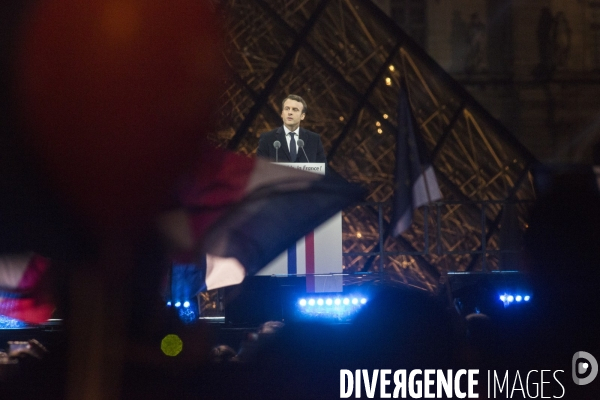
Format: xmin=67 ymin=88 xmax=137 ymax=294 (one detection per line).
xmin=256 ymin=126 xmax=326 ymax=163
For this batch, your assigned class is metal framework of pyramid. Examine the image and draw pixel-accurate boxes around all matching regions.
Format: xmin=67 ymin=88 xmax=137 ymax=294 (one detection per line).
xmin=212 ymin=0 xmax=537 ymax=290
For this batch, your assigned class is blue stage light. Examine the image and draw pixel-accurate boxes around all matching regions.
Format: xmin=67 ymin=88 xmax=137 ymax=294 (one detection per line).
xmin=499 ymin=292 xmax=531 ymax=307
xmin=183 ymin=301 xmax=190 ymax=308
xmin=295 ymin=293 xmax=368 ymax=320
xmin=166 ymin=301 xmax=172 ymax=306
xmin=0 ymin=315 xmax=27 ymax=329
xmin=174 ymin=301 xmax=182 ymax=308
xmin=178 ymin=307 xmax=196 ymax=324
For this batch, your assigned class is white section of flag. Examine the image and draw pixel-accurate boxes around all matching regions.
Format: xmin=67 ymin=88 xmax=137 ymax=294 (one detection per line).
xmin=256 ymin=212 xmax=342 ymax=276
xmin=205 ymin=255 xmax=245 ymax=291
xmin=393 ymin=165 xmax=442 ymax=236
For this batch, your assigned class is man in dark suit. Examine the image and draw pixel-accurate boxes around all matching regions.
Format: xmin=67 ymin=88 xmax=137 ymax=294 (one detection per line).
xmin=257 ymin=95 xmax=326 ymax=163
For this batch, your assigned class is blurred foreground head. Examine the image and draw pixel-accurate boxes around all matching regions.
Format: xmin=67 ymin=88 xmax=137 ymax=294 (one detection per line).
xmin=14 ymin=0 xmax=224 ymax=237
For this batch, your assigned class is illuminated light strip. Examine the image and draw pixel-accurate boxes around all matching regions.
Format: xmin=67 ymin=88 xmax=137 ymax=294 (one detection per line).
xmin=297 ymin=295 xmax=368 ymax=319
xmin=499 ymin=293 xmax=532 ymax=304
xmin=298 ymin=296 xmax=367 ymax=307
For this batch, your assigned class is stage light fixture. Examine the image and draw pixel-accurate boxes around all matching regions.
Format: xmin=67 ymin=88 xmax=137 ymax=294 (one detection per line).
xmin=499 ymin=292 xmax=531 ymax=307
xmin=0 ymin=315 xmax=28 ymax=329
xmin=174 ymin=301 xmax=181 ymax=308
xmin=183 ymin=301 xmax=190 ymax=308
xmin=448 ymin=272 xmax=533 ymax=315
xmin=295 ymin=293 xmax=368 ymax=320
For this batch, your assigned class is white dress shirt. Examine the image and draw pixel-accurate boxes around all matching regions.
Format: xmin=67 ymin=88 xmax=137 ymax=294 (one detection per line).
xmin=283 ymin=126 xmax=299 ymax=152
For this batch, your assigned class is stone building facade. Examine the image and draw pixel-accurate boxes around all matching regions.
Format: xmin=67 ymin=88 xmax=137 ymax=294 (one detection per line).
xmin=374 ymin=0 xmax=600 ymax=163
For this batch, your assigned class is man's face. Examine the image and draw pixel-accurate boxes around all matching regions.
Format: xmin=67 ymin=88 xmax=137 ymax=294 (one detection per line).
xmin=281 ymin=99 xmax=305 ymax=130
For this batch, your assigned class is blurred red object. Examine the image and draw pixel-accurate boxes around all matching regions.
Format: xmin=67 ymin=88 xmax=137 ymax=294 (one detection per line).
xmin=14 ymin=0 xmax=224 ymax=236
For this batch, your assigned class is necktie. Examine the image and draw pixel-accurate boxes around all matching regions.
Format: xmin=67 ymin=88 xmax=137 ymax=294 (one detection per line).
xmin=289 ymin=131 xmax=297 ymax=162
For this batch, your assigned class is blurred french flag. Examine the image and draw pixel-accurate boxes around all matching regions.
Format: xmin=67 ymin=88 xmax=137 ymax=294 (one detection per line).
xmin=0 ymin=253 xmax=54 ymax=324
xmin=392 ymin=80 xmax=442 ymax=236
xmin=168 ymin=147 xmax=365 ymax=297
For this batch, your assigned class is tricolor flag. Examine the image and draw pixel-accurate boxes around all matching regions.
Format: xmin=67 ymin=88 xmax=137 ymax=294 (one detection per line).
xmin=0 ymin=253 xmax=54 ymax=324
xmin=392 ymin=80 xmax=442 ymax=236
xmin=168 ymin=147 xmax=365 ymax=297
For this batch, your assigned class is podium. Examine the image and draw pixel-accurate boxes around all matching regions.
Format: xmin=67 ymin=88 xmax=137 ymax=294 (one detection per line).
xmin=256 ymin=163 xmax=343 ymax=292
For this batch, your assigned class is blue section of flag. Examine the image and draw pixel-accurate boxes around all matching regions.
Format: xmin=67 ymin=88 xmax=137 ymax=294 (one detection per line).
xmin=287 ymin=245 xmax=297 ymax=275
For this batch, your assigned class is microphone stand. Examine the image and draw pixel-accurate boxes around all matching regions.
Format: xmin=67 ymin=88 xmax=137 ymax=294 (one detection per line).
xmin=273 ymin=140 xmax=281 ymax=162
xmin=298 ymin=139 xmax=309 ymax=162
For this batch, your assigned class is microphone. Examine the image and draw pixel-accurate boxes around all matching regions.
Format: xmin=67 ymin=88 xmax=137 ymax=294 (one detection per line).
xmin=273 ymin=140 xmax=281 ymax=162
xmin=297 ymin=139 xmax=309 ymax=162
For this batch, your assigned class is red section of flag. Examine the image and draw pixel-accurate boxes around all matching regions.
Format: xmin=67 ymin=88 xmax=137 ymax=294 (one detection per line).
xmin=16 ymin=254 xmax=48 ymax=290
xmin=306 ymin=231 xmax=315 ymax=292
xmin=0 ymin=297 xmax=54 ymax=325
xmin=175 ymin=148 xmax=256 ymax=262
xmin=305 ymin=231 xmax=315 ymax=275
